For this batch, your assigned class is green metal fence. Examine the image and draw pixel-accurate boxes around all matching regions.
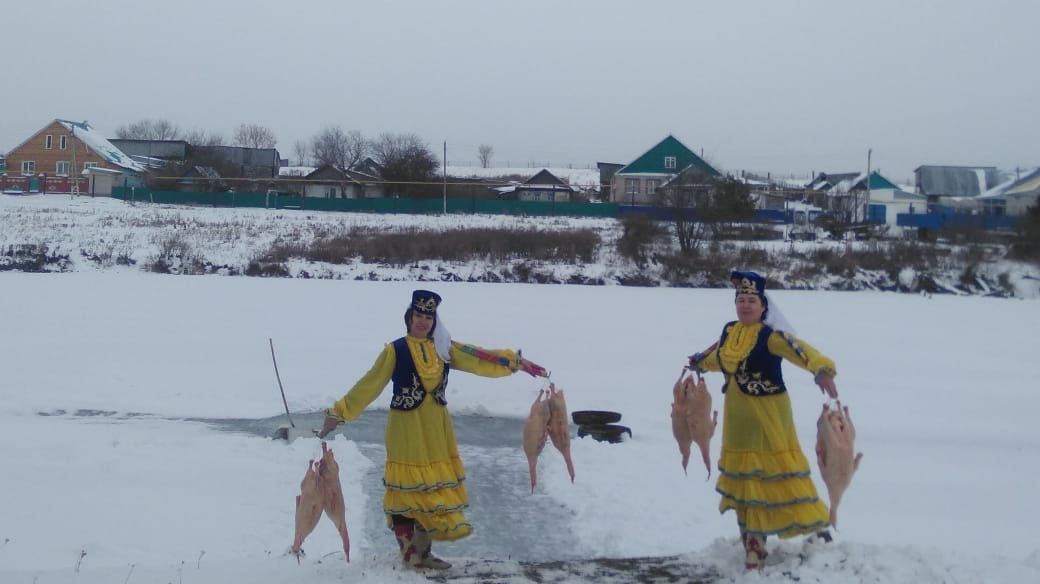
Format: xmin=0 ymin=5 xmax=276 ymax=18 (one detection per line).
xmin=111 ymin=187 xmax=619 ymax=219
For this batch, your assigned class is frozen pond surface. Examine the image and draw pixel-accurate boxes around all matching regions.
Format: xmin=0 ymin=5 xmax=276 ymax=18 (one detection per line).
xmin=47 ymin=408 xmax=582 ymax=562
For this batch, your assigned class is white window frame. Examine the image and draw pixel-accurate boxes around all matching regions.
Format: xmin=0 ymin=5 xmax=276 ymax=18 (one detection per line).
xmin=56 ymin=161 xmax=71 ymax=176
xmin=22 ymin=160 xmax=37 ymax=175
xmin=83 ymin=162 xmax=99 ymax=171
xmin=60 ymin=135 xmax=68 ymax=150
xmin=625 ymin=178 xmax=639 ymax=195
xmin=664 ymin=156 xmax=676 ymax=169
xmin=647 ymin=179 xmax=660 ymax=194
xmin=45 ymin=135 xmax=53 ymax=149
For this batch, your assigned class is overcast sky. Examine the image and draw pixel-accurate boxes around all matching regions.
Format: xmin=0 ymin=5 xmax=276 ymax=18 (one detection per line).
xmin=2 ymin=0 xmax=1036 ymax=182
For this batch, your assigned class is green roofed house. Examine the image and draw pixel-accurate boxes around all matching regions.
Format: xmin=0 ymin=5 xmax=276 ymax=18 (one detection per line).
xmin=611 ymin=135 xmax=720 ymax=205
xmin=825 ymin=170 xmax=925 ymax=226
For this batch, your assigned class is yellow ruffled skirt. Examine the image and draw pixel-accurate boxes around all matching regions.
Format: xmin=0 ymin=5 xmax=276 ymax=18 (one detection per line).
xmin=715 ymin=385 xmax=829 ymax=538
xmin=381 ymin=398 xmax=472 ymax=541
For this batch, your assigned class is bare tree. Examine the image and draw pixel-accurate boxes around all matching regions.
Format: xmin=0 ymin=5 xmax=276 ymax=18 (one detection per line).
xmin=115 ymin=118 xmax=181 ymax=140
xmin=369 ymin=133 xmax=439 ymax=197
xmin=310 ymin=126 xmax=367 ymax=169
xmin=656 ymin=172 xmax=755 ymax=251
xmin=182 ymin=128 xmax=225 ymax=147
xmin=342 ymin=130 xmax=367 ymax=170
xmin=292 ymin=139 xmax=310 ymax=166
xmin=311 ymin=126 xmax=345 ymax=169
xmin=478 ymin=143 xmax=494 ymax=168
xmin=233 ymin=123 xmax=277 ymax=149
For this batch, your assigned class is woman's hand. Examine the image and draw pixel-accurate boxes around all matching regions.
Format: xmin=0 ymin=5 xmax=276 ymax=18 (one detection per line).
xmin=815 ymin=372 xmax=838 ymax=399
xmin=515 ymin=355 xmax=549 ymax=377
xmin=317 ymin=415 xmax=341 ymax=439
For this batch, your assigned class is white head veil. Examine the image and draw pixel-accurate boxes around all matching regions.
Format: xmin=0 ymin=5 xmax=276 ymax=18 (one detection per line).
xmin=432 ymin=316 xmax=452 ymax=363
xmin=763 ymin=292 xmax=796 ymax=336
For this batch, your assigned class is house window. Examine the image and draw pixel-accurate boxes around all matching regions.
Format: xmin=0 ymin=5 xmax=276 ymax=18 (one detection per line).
xmin=22 ymin=160 xmax=37 ymax=175
xmin=60 ymin=135 xmax=68 ymax=150
xmin=625 ymin=178 xmax=639 ymax=195
xmin=647 ymin=179 xmax=660 ymax=195
xmin=83 ymin=162 xmax=99 ymax=171
xmin=324 ymin=187 xmax=337 ymax=198
xmin=56 ymin=161 xmax=71 ymax=176
xmin=45 ymin=135 xmax=53 ymax=149
xmin=664 ymin=156 xmax=676 ymax=169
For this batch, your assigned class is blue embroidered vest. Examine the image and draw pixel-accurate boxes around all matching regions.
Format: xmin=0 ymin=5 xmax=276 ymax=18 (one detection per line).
xmin=389 ymin=337 xmax=450 ymax=411
xmin=716 ymin=321 xmax=787 ymax=396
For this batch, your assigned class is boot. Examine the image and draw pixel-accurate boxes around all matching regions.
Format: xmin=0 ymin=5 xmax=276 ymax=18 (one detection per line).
xmin=392 ymin=521 xmax=422 ymax=569
xmin=742 ymin=532 xmax=767 ymax=570
xmin=799 ymin=529 xmax=832 ymax=562
xmin=413 ymin=526 xmax=452 ymax=570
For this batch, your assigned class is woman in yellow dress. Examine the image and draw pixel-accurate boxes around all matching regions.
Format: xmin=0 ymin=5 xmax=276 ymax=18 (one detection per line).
xmin=688 ymin=271 xmax=838 ymax=570
xmin=318 ymin=289 xmax=532 ymax=570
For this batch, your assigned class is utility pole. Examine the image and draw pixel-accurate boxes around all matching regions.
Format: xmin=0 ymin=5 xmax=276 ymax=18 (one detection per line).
xmin=442 ymin=141 xmax=447 ymax=214
xmin=70 ymin=127 xmax=80 ymax=198
xmin=865 ymin=148 xmax=872 ymax=224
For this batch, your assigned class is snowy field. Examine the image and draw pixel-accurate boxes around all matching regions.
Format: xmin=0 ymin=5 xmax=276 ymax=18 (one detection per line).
xmin=1 ymin=270 xmax=1039 ymax=583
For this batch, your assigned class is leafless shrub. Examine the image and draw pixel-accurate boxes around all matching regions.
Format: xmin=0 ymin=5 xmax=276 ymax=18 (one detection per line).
xmin=734 ymin=245 xmax=771 ymax=269
xmin=616 ymin=214 xmax=668 ymax=267
xmin=788 ymin=241 xmax=948 ymax=281
xmin=245 ymin=259 xmax=291 ymax=277
xmin=80 ymin=247 xmax=114 ymax=267
xmin=148 ymin=235 xmax=205 ymax=275
xmin=657 ymin=247 xmax=733 ymax=285
xmin=0 ymin=244 xmax=71 ymax=272
xmin=259 ymin=226 xmax=600 ymax=266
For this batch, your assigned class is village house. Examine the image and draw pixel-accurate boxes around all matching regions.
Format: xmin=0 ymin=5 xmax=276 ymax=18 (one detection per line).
xmin=976 ymin=167 xmax=1040 ymax=217
xmin=596 ymin=162 xmax=624 ymax=202
xmin=849 ymin=171 xmax=926 ymax=227
xmin=807 ymin=171 xmax=861 ymax=192
xmin=289 ymin=164 xmax=384 ymax=199
xmin=804 ymin=170 xmax=924 ymax=226
xmin=915 ymin=165 xmax=1000 ymax=200
xmin=109 ymin=138 xmax=189 ymax=170
xmin=611 ymin=135 xmax=720 ymax=205
xmin=3 ymin=119 xmax=144 ymax=195
xmin=494 ymin=169 xmax=576 ymax=202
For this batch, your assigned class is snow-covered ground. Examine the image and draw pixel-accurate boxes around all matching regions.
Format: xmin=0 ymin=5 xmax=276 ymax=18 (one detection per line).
xmin=2 ymin=274 xmax=1040 ymax=581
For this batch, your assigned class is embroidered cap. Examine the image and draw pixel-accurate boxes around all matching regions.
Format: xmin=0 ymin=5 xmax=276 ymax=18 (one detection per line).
xmin=410 ymin=289 xmax=441 ymax=315
xmin=731 ymin=270 xmax=767 ymax=302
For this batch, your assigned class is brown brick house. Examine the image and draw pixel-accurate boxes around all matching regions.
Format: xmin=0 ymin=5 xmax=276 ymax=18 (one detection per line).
xmin=2 ymin=119 xmax=143 ymax=195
